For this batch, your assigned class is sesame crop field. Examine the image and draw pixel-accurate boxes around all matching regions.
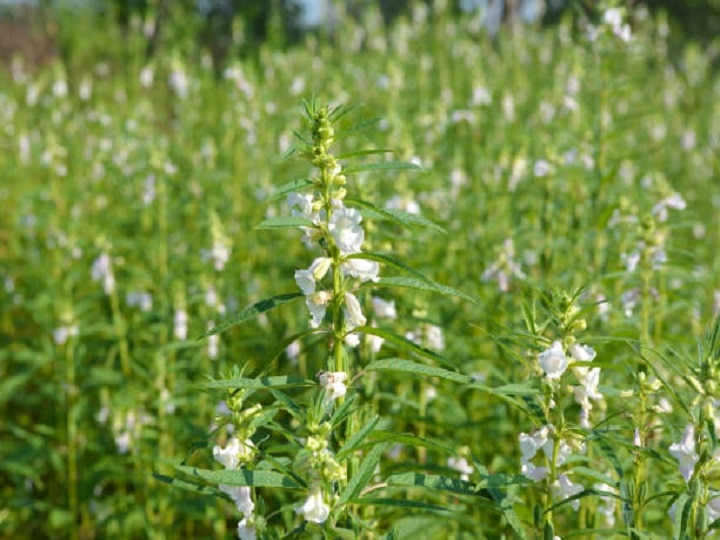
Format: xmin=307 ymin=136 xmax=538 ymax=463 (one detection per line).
xmin=2 ymin=2 xmax=720 ymax=539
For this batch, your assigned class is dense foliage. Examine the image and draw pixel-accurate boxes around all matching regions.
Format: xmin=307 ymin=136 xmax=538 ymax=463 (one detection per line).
xmin=2 ymin=2 xmax=720 ymax=538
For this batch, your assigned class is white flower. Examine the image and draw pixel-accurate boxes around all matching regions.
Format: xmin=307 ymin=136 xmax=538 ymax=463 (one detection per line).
xmin=306 ymin=291 xmax=332 ymax=328
xmin=318 ymin=371 xmax=348 ymax=402
xmin=237 ymin=517 xmax=256 ymax=540
xmin=553 ymin=474 xmax=583 ymax=511
xmin=329 ymin=206 xmax=364 ymax=255
xmin=287 ymin=192 xmax=316 ymax=220
xmin=342 ymin=258 xmax=380 ymax=282
xmin=295 ymin=257 xmax=332 ymax=295
xmin=344 ymin=293 xmax=366 ymax=330
xmin=426 ymin=324 xmax=445 ymax=350
xmin=669 ymin=425 xmax=699 ymax=482
xmin=521 ymin=462 xmax=549 ymax=482
xmin=295 ymin=487 xmax=330 ymax=524
xmin=372 ymin=297 xmax=397 ymax=319
xmin=447 ymin=456 xmax=473 ymax=481
xmin=220 ymin=485 xmax=255 ymax=516
xmin=91 ymin=253 xmax=115 ymax=295
xmin=214 ymin=437 xmax=242 ymax=470
xmin=539 ymin=341 xmax=569 ymax=380
xmin=174 ymin=309 xmax=188 ymax=340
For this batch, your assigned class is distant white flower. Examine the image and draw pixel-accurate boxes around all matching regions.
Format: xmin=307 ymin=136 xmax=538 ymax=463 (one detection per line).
xmin=127 ymin=291 xmax=153 ymax=312
xmin=652 ymin=192 xmax=686 ymax=222
xmin=344 ymin=292 xmax=366 ymax=330
xmin=295 ymin=486 xmax=330 ymax=524
xmin=669 ymin=425 xmax=698 ymax=482
xmin=426 ymin=324 xmax=445 ymax=350
xmin=372 ymin=297 xmax=397 ymax=319
xmin=53 ymin=325 xmax=79 ymax=345
xmin=91 ymin=253 xmax=115 ymax=295
xmin=139 ymin=66 xmax=154 ymax=88
xmin=447 ymin=456 xmax=473 ymax=481
xmin=482 ymin=238 xmax=525 ymax=292
xmin=174 ymin=309 xmax=188 ymax=340
xmin=329 ymin=206 xmax=365 ymax=255
xmin=318 ymin=371 xmax=348 ymax=402
xmin=539 ymin=341 xmax=569 ymax=380
xmin=342 ymin=258 xmax=380 ymax=282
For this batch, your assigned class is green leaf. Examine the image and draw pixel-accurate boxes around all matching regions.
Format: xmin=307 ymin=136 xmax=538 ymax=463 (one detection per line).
xmin=365 ymin=358 xmax=471 ymax=384
xmin=201 ymin=293 xmax=304 ymax=337
xmin=344 ymin=161 xmax=423 ymax=174
xmin=255 ymin=216 xmax=314 ymax=230
xmin=368 ymin=276 xmax=477 ymax=304
xmin=340 ymin=116 xmax=383 ymax=134
xmin=350 ymin=497 xmax=451 ymax=513
xmin=337 ymin=443 xmax=388 ymax=506
xmin=153 ymin=473 xmax=222 ymax=497
xmin=267 ymin=178 xmax=314 ymax=201
xmin=204 ymin=375 xmax=313 ymax=390
xmin=348 ymin=252 xmax=443 ymax=286
xmin=387 ymin=472 xmax=477 ymax=497
xmin=174 ymin=466 xmax=303 ymax=489
xmin=347 ymin=197 xmax=446 ymax=234
xmin=369 ymin=431 xmax=455 ymax=455
xmin=355 ymin=326 xmax=458 ymax=369
xmin=337 ymin=415 xmax=380 ymax=460
xmin=337 ymin=149 xmax=394 ymax=160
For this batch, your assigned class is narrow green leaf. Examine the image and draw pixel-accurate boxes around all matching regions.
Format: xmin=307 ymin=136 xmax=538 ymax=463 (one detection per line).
xmin=341 ymin=116 xmax=382 ymax=134
xmin=255 ymin=216 xmax=314 ymax=230
xmin=368 ymin=276 xmax=478 ymax=304
xmin=348 ymin=252 xmax=442 ymax=286
xmin=175 ymin=466 xmax=303 ymax=489
xmin=355 ymin=326 xmax=458 ymax=369
xmin=205 ymin=375 xmax=313 ymax=390
xmin=350 ymin=498 xmax=450 ymax=513
xmin=201 ymin=293 xmax=304 ymax=337
xmin=344 ymin=161 xmax=423 ymax=174
xmin=337 ymin=443 xmax=388 ymax=506
xmin=337 ymin=149 xmax=394 ymax=160
xmin=267 ymin=178 xmax=314 ymax=201
xmin=387 ymin=472 xmax=476 ymax=497
xmin=337 ymin=415 xmax=380 ymax=459
xmin=365 ymin=358 xmax=471 ymax=384
xmin=153 ymin=473 xmax=222 ymax=497
xmin=346 ymin=197 xmax=446 ymax=234
xmin=369 ymin=431 xmax=455 ymax=455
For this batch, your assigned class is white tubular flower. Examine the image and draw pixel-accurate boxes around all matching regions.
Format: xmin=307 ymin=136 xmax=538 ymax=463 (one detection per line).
xmin=344 ymin=333 xmax=360 ymax=348
xmin=342 ymin=258 xmax=380 ymax=282
xmin=669 ymin=425 xmax=699 ymax=482
xmin=295 ymin=486 xmax=330 ymax=524
xmin=344 ymin=292 xmax=366 ymax=330
xmin=213 ymin=437 xmax=242 ymax=470
xmin=318 ymin=371 xmax=348 ymax=402
xmin=295 ymin=258 xmax=331 ymax=296
xmin=570 ymin=343 xmax=596 ymax=383
xmin=521 ymin=462 xmax=549 ymax=482
xmin=553 ymin=474 xmax=583 ymax=511
xmin=329 ymin=206 xmax=364 ymax=255
xmin=219 ymin=485 xmax=255 ymax=516
xmin=237 ymin=517 xmax=256 ymax=540
xmin=306 ymin=291 xmax=332 ymax=328
xmin=539 ymin=341 xmax=569 ymax=380
xmin=173 ymin=309 xmax=188 ymax=340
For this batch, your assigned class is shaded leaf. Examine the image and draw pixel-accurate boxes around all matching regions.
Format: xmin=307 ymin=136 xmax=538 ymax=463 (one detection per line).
xmin=204 ymin=375 xmax=313 ymax=391
xmin=367 ymin=276 xmax=477 ymax=304
xmin=346 ymin=197 xmax=446 ymax=234
xmin=267 ymin=178 xmax=314 ymax=201
xmin=175 ymin=466 xmax=303 ymax=489
xmin=365 ymin=358 xmax=471 ymax=384
xmin=201 ymin=293 xmax=304 ymax=337
xmin=255 ymin=216 xmax=314 ymax=230
xmin=337 ymin=443 xmax=388 ymax=506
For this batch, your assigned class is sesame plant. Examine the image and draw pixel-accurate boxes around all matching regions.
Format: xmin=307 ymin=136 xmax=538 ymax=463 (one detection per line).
xmin=157 ymin=100 xmax=533 ymax=538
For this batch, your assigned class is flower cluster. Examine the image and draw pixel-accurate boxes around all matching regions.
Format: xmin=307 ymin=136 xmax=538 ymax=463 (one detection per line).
xmin=213 ymin=437 xmax=257 ymax=539
xmin=288 ymin=105 xmax=379 ymax=348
